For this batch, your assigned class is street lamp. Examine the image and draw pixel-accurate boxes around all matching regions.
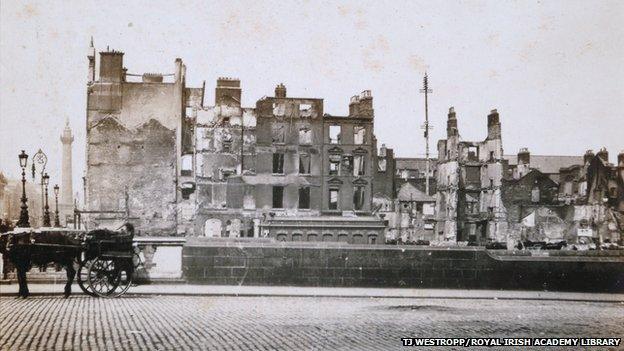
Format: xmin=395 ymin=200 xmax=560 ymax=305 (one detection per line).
xmin=42 ymin=172 xmax=51 ymax=227
xmin=17 ymin=151 xmax=30 ymax=227
xmin=54 ymin=184 xmax=60 ymax=227
xmin=32 ymin=149 xmax=47 ymax=226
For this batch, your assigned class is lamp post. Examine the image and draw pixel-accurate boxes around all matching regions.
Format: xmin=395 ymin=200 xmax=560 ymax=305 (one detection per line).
xmin=32 ymin=149 xmax=47 ymax=226
xmin=42 ymin=173 xmax=51 ymax=227
xmin=54 ymin=184 xmax=60 ymax=227
xmin=17 ymin=151 xmax=30 ymax=227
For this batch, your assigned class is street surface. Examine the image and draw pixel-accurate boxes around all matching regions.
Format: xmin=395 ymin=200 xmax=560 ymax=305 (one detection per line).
xmin=1 ymin=295 xmax=622 ymax=350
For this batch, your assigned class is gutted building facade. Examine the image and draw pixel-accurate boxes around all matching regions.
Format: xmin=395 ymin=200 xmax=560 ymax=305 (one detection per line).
xmin=191 ymin=83 xmax=385 ymax=242
xmin=85 ymin=43 xmax=204 ymax=236
xmin=434 ymin=107 xmax=507 ymax=243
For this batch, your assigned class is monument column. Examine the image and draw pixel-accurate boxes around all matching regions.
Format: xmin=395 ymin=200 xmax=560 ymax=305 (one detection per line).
xmin=60 ymin=121 xmax=74 ymax=225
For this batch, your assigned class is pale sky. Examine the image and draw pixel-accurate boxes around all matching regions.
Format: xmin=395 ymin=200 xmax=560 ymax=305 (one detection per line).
xmin=1 ymin=0 xmax=623 ymax=200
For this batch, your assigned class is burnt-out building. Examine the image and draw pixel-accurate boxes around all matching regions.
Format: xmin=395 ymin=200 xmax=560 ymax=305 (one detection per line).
xmin=434 ymin=107 xmax=507 ymax=243
xmin=85 ymin=42 xmax=204 ymax=236
xmin=189 ymin=79 xmax=386 ymax=242
xmin=84 ymin=44 xmax=387 ymax=242
xmin=501 ymin=169 xmax=560 ymax=223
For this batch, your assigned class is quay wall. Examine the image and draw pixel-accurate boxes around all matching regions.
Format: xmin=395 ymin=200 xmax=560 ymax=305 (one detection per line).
xmin=183 ymin=238 xmax=624 ymax=293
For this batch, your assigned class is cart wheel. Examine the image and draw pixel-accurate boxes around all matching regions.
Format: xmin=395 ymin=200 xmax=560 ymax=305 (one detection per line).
xmin=87 ymin=258 xmax=120 ymax=298
xmin=77 ymin=259 xmax=97 ymax=297
xmin=110 ymin=268 xmax=133 ymax=298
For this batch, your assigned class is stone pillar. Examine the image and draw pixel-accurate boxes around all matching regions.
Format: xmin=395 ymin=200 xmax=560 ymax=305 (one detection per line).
xmin=60 ymin=121 xmax=74 ymax=224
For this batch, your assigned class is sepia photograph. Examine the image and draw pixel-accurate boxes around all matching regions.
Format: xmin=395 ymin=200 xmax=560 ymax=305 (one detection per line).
xmin=0 ymin=0 xmax=622 ymax=349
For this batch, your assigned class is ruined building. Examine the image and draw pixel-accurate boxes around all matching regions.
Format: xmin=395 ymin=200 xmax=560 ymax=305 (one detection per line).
xmin=190 ymin=81 xmax=385 ymax=243
xmin=85 ymin=45 xmax=385 ymax=243
xmin=434 ymin=107 xmax=506 ymax=243
xmin=84 ymin=42 xmax=204 ymax=235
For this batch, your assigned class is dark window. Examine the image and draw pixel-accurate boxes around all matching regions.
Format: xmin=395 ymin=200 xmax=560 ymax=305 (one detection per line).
xmin=329 ymin=189 xmax=339 ymax=210
xmin=353 ymin=186 xmax=365 ymax=210
xmin=354 ymin=155 xmax=365 ymax=176
xmin=489 ymin=151 xmax=495 ymax=162
xmin=273 ymin=186 xmax=284 ymax=208
xmin=273 ymin=153 xmax=284 ymax=174
xmin=329 ymin=155 xmax=341 ymax=175
xmin=416 ymin=203 xmax=423 ymax=213
xmin=222 ymin=140 xmax=232 ymax=153
xmin=299 ymin=154 xmax=310 ymax=174
xmin=299 ymin=187 xmax=310 ymax=209
xmin=466 ymin=166 xmax=480 ymax=185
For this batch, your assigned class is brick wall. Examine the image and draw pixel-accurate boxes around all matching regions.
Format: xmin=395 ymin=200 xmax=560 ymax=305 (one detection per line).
xmin=183 ymin=239 xmax=624 ymax=292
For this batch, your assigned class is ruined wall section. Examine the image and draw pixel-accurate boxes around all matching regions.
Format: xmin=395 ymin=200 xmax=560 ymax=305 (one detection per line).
xmin=434 ymin=159 xmax=459 ymax=240
xmin=87 ymin=117 xmax=177 ymax=235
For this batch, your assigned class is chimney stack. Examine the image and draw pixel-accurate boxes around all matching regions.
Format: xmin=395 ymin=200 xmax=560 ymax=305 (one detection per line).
xmin=275 ymin=83 xmax=286 ymax=98
xmin=518 ymin=147 xmax=530 ymax=165
xmin=446 ymin=107 xmax=458 ymax=137
xmin=584 ymin=149 xmax=595 ymax=164
xmin=357 ymin=90 xmax=373 ymax=119
xmin=99 ymin=49 xmax=124 ymax=83
xmin=597 ymin=147 xmax=609 ymax=163
xmin=487 ymin=109 xmax=501 ymax=140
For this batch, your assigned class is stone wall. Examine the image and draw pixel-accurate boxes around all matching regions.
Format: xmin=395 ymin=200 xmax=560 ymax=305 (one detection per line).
xmin=183 ymin=239 xmax=624 ymax=292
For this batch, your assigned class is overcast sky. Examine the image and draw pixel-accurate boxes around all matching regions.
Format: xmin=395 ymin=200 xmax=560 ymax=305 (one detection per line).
xmin=1 ymin=0 xmax=622 ymax=199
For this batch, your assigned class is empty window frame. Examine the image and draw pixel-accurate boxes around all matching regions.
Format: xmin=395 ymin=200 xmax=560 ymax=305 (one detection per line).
xmin=329 ymin=188 xmax=339 ymax=210
xmin=181 ymin=154 xmax=193 ymax=176
xmin=298 ymin=187 xmax=311 ymax=209
xmin=377 ymin=158 xmax=387 ymax=172
xmin=329 ymin=125 xmax=341 ymax=144
xmin=353 ymin=186 xmax=365 ymax=210
xmin=299 ymin=126 xmax=312 ymax=145
xmin=272 ymin=124 xmax=286 ymax=143
xmin=273 ymin=186 xmax=284 ymax=208
xmin=273 ymin=153 xmax=285 ymax=174
xmin=299 ymin=153 xmax=311 ymax=174
xmin=299 ymin=103 xmax=312 ymax=118
xmin=353 ymin=155 xmax=365 ymax=176
xmin=353 ymin=126 xmax=365 ymax=145
xmin=329 ymin=155 xmax=341 ymax=176
xmin=467 ymin=146 xmax=478 ymax=161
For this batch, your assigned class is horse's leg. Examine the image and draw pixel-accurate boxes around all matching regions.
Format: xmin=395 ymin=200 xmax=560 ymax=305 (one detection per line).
xmin=64 ymin=261 xmax=76 ymax=298
xmin=16 ymin=262 xmax=29 ymax=298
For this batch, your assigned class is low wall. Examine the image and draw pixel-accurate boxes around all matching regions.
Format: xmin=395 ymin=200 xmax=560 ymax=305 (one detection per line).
xmin=183 ymin=238 xmax=624 ymax=293
xmin=1 ymin=237 xmax=185 ymax=283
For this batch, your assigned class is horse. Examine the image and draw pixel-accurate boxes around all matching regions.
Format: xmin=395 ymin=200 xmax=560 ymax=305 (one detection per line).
xmin=0 ymin=223 xmax=134 ymax=298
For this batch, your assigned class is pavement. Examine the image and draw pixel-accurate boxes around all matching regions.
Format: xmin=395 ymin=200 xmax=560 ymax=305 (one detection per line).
xmin=1 ymin=283 xmax=623 ymax=302
xmin=1 ymin=293 xmax=623 ymax=350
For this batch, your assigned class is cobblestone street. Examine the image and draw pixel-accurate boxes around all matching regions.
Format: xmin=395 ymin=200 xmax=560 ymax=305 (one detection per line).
xmin=1 ymin=295 xmax=622 ymax=350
